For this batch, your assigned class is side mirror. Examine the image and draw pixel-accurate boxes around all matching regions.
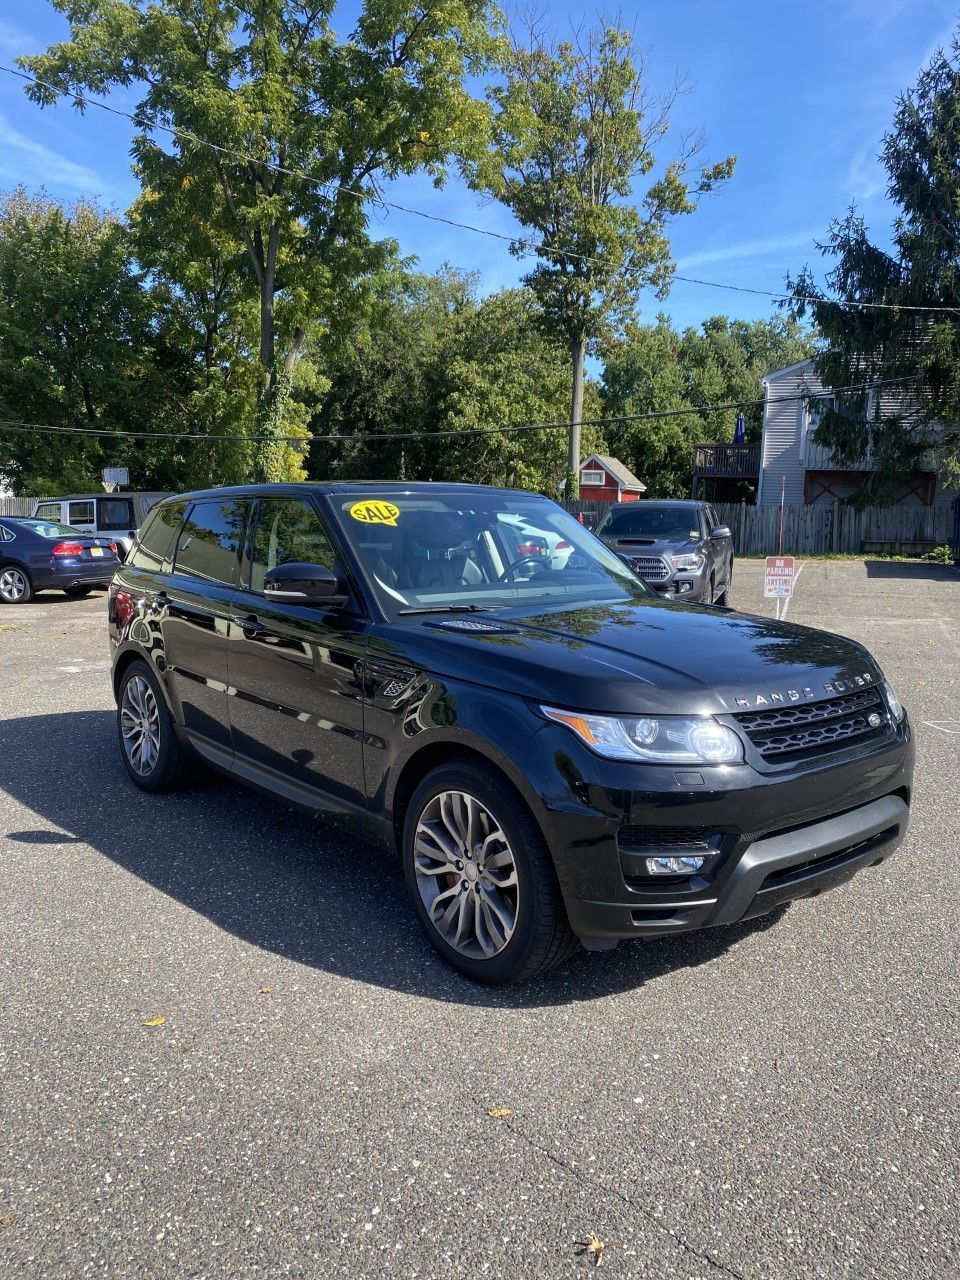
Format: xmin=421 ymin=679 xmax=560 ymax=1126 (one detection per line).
xmin=263 ymin=562 xmax=348 ymax=608
xmin=713 ymin=525 xmax=732 ymax=540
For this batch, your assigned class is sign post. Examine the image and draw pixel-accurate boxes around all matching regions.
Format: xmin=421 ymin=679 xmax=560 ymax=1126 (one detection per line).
xmin=764 ymin=555 xmax=795 ymax=620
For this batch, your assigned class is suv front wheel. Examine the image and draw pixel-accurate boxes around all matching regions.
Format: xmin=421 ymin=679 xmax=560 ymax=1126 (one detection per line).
xmin=401 ymin=761 xmax=577 ymax=984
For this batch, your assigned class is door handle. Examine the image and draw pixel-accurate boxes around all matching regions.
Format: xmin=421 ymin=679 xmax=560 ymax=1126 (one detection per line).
xmin=231 ymin=613 xmax=265 ymax=636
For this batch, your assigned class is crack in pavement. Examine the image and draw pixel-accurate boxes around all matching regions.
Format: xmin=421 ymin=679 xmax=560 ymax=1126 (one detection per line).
xmin=480 ymin=1101 xmax=748 ymax=1280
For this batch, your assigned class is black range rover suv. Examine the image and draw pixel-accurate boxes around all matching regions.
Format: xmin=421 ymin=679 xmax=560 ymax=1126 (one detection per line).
xmin=108 ymin=484 xmax=913 ymax=983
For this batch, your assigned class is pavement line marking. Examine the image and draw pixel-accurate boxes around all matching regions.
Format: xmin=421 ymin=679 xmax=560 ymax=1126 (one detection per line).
xmin=780 ymin=563 xmax=804 ymax=622
xmin=922 ymin=721 xmax=960 ymax=734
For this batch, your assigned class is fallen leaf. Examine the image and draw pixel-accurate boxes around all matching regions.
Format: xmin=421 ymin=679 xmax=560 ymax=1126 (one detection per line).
xmin=142 ymin=1015 xmax=166 ymax=1028
xmin=0 ymin=1214 xmax=15 ymax=1229
xmin=260 ymin=987 xmax=273 ymax=994
xmin=486 ymin=1107 xmax=513 ymax=1119
xmin=577 ymin=1234 xmax=605 ymax=1266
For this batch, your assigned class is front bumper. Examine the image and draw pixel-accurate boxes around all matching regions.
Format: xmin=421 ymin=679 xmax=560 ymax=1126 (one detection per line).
xmin=531 ymin=719 xmax=914 ymax=944
xmin=645 ymin=572 xmax=708 ymax=601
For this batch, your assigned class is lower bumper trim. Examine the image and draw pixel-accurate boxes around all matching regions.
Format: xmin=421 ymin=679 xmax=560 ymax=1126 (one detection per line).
xmin=566 ymin=792 xmax=909 ymax=942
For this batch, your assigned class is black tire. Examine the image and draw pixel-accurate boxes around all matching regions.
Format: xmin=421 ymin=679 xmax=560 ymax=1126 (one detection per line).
xmin=715 ymin=558 xmax=733 ymax=607
xmin=401 ymin=760 xmax=578 ymax=984
xmin=116 ymin=659 xmax=189 ymax=792
xmin=0 ymin=564 xmax=32 ymax=604
xmin=64 ymin=584 xmax=94 ymax=598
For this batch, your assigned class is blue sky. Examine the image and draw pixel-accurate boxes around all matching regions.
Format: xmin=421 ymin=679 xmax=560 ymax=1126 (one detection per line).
xmin=0 ymin=0 xmax=956 ymax=330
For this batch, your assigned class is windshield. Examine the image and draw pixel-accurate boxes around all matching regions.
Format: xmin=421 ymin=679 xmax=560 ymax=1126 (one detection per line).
xmin=598 ymin=506 xmax=701 ymax=542
xmin=11 ymin=519 xmax=84 ymax=538
xmin=337 ymin=493 xmax=649 ymax=616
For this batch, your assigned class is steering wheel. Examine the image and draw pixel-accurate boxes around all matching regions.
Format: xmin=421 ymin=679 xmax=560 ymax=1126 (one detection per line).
xmin=498 ymin=555 xmax=549 ymax=582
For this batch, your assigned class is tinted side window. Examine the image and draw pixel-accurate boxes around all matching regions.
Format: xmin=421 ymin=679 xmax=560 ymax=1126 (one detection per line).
xmin=175 ymin=500 xmax=247 ymax=586
xmin=249 ymin=498 xmax=336 ymax=592
xmin=97 ymin=498 xmax=135 ymax=531
xmin=128 ymin=501 xmax=187 ymax=572
xmin=34 ymin=502 xmax=61 ymax=521
xmin=68 ymin=500 xmax=96 ymax=525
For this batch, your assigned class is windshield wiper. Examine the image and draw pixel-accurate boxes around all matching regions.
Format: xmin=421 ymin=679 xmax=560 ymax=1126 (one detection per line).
xmin=397 ymin=603 xmax=504 ymax=616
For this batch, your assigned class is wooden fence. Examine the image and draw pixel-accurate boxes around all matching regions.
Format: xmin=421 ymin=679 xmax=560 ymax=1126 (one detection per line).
xmin=564 ymin=498 xmax=959 ymax=556
xmin=0 ymin=496 xmax=35 ymax=517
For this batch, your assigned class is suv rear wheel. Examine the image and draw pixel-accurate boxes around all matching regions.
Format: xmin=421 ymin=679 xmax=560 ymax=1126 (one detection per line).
xmin=401 ymin=761 xmax=577 ymax=983
xmin=117 ymin=660 xmax=188 ymax=792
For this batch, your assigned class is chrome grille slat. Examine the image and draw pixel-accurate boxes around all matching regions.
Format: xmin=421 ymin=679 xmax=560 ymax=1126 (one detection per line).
xmin=734 ymin=687 xmax=888 ymax=761
xmin=631 ymin=555 xmax=669 ymax=581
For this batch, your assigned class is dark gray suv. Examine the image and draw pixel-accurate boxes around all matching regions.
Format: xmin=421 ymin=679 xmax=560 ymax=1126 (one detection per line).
xmin=597 ymin=500 xmax=734 ymax=605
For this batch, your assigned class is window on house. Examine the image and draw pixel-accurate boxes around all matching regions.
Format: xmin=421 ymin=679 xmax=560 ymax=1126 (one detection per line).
xmin=580 ymin=469 xmax=606 ymax=486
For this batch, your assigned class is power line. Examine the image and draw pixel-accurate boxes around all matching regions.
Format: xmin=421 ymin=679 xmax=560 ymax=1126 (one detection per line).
xmin=3 ymin=62 xmax=960 ymax=318
xmin=0 ymin=376 xmax=928 ymax=445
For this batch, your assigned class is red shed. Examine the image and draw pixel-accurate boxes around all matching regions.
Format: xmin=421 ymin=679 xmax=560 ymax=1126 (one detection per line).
xmin=578 ymin=454 xmax=646 ymax=503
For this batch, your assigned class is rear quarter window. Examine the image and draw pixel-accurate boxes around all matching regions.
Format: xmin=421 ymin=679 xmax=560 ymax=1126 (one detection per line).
xmin=128 ymin=500 xmax=187 ymax=572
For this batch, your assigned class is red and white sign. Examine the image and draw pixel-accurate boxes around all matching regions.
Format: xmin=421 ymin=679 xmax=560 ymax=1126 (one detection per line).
xmin=764 ymin=555 xmax=796 ymax=598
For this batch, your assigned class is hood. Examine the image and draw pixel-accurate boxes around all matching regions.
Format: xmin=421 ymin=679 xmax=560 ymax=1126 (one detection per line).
xmin=379 ymin=597 xmax=880 ymax=716
xmin=600 ymin=533 xmax=699 ymax=559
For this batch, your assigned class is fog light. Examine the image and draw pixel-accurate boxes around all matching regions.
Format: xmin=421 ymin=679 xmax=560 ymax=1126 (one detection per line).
xmin=645 ymin=855 xmax=706 ymax=875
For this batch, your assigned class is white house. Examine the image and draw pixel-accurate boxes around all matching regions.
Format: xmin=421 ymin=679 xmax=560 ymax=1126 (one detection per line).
xmin=757 ymin=358 xmax=949 ymax=507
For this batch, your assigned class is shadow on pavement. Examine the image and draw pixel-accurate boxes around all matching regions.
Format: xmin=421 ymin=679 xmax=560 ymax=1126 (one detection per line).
xmin=0 ymin=710 xmax=787 ymax=1009
xmin=863 ymin=560 xmax=958 ymax=582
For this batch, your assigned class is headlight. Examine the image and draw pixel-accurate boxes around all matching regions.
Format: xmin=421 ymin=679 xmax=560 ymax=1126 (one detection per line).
xmin=542 ymin=706 xmax=743 ymax=763
xmin=883 ymin=679 xmax=905 ymax=722
xmin=670 ymin=552 xmax=705 ymax=571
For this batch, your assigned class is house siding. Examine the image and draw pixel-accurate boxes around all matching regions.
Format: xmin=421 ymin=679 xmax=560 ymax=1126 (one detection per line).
xmin=758 ymin=366 xmax=812 ymax=505
xmin=759 ymin=360 xmax=952 ymax=507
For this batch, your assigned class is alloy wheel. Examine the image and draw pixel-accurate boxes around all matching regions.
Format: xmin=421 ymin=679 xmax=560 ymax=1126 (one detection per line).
xmin=0 ymin=567 xmax=28 ymax=603
xmin=120 ymin=674 xmax=162 ymax=776
xmin=413 ymin=790 xmax=520 ymax=960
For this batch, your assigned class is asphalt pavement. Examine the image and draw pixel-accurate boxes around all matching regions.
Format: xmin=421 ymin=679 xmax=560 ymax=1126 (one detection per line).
xmin=0 ymin=560 xmax=958 ymax=1279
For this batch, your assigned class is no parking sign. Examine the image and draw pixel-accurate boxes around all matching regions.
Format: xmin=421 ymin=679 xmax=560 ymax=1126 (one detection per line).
xmin=764 ymin=556 xmax=795 ymax=598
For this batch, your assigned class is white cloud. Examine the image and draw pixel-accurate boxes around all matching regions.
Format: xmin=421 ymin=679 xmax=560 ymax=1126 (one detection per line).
xmin=676 ymin=231 xmax=820 ymax=272
xmin=0 ymin=111 xmax=111 ymax=195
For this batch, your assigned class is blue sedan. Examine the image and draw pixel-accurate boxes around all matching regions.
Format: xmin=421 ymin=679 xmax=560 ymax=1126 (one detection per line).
xmin=0 ymin=517 xmax=120 ymax=604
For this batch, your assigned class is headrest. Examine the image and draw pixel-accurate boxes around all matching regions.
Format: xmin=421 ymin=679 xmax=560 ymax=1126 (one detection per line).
xmin=404 ymin=511 xmax=471 ymax=550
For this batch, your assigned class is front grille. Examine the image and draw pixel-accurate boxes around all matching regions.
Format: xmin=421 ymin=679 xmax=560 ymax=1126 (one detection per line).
xmin=734 ymin=687 xmax=888 ymax=761
xmin=631 ymin=555 xmax=669 ymax=581
xmin=618 ymin=825 xmax=713 ymax=852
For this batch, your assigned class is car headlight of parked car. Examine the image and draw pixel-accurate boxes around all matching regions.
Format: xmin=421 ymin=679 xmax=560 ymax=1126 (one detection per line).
xmin=542 ymin=707 xmax=743 ymax=763
xmin=669 ymin=552 xmax=705 ymax=571
xmin=882 ymin=679 xmax=905 ymax=722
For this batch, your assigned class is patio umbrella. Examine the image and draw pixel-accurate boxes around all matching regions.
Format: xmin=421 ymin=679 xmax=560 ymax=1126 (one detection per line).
xmin=733 ymin=412 xmax=746 ymax=445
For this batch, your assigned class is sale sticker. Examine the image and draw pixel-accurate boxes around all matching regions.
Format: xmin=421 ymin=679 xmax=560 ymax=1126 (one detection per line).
xmin=349 ymin=500 xmax=400 ymax=527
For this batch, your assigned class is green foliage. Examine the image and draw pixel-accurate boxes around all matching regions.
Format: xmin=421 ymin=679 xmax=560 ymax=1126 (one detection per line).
xmin=601 ymin=313 xmax=816 ymax=496
xmin=310 ymin=271 xmax=602 ymax=496
xmin=788 ymin=34 xmax=960 ymax=503
xmin=467 ymin=22 xmax=735 ymax=492
xmin=21 ymin=0 xmax=499 ymax=478
xmin=0 ymin=188 xmax=180 ymax=494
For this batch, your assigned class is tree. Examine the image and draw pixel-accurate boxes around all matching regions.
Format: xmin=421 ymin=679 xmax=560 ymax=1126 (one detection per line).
xmin=788 ymin=35 xmax=960 ymax=501
xmin=602 ymin=313 xmax=815 ymax=496
xmin=0 ymin=187 xmax=182 ymax=494
xmin=467 ymin=22 xmax=734 ymax=495
xmin=310 ymin=271 xmax=603 ymax=494
xmin=21 ymin=0 xmax=498 ymax=481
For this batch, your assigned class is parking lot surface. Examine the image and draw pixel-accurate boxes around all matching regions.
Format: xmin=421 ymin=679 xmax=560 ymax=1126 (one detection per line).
xmin=1 ymin=560 xmax=958 ymax=1279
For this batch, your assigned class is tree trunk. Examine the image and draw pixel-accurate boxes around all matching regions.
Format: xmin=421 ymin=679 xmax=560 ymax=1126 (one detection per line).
xmin=565 ymin=333 xmax=587 ymax=498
